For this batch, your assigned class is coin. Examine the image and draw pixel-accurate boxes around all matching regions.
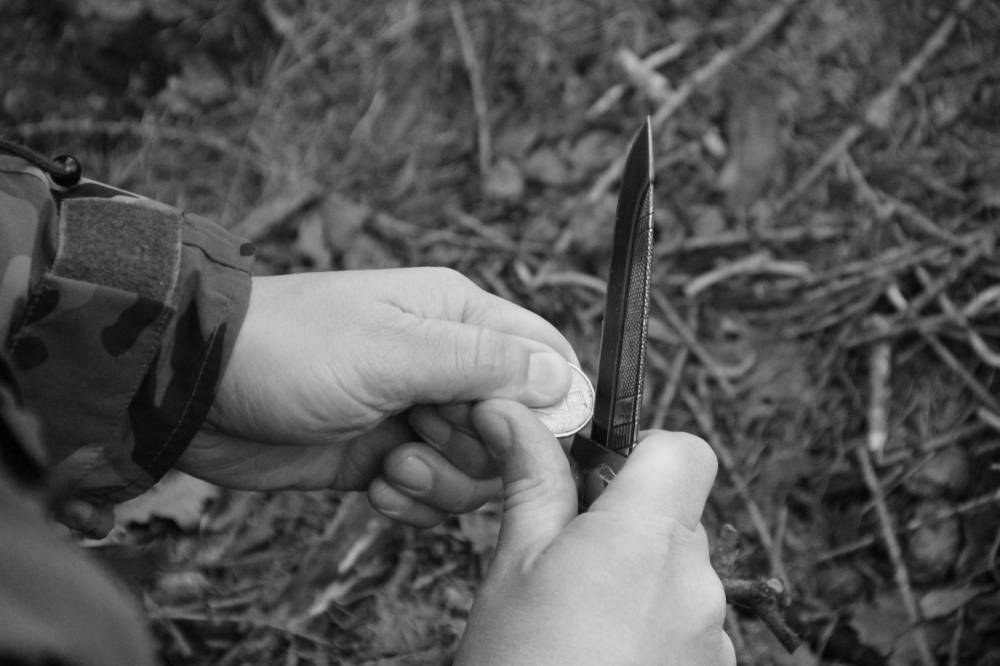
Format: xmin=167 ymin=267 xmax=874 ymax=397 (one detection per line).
xmin=532 ymin=364 xmax=595 ymax=437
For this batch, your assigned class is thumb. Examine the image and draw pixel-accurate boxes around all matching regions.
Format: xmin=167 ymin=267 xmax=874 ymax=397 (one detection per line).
xmin=397 ymin=319 xmax=573 ymax=407
xmin=589 ymin=431 xmax=718 ymax=531
xmin=472 ymin=399 xmax=578 ymax=567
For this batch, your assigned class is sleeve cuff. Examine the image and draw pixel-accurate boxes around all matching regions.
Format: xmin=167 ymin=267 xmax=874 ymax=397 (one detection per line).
xmin=8 ymin=196 xmax=253 ymax=504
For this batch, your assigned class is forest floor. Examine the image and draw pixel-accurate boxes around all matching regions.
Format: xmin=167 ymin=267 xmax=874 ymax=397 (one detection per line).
xmin=4 ymin=0 xmax=1000 ymax=664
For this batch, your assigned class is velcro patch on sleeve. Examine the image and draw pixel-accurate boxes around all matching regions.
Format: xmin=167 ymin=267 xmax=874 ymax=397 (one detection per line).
xmin=53 ymin=198 xmax=181 ymax=303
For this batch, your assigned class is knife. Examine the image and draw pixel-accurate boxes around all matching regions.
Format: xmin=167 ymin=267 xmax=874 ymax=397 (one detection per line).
xmin=571 ymin=118 xmax=655 ymax=498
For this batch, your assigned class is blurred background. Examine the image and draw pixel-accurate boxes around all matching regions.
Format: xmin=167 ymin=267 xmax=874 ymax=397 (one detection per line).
xmin=4 ymin=0 xmax=1000 ymax=663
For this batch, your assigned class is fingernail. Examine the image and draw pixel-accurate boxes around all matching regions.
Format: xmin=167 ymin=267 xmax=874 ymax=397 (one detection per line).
xmin=528 ymin=351 xmax=571 ymax=402
xmin=371 ymin=481 xmax=408 ymax=516
xmin=392 ymin=455 xmax=433 ymax=494
xmin=410 ymin=409 xmax=452 ymax=447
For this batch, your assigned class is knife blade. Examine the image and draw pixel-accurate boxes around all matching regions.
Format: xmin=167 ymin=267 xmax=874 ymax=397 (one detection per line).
xmin=571 ymin=118 xmax=655 ymax=477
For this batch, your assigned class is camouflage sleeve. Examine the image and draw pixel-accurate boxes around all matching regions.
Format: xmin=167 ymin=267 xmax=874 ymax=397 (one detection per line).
xmin=0 ymin=154 xmax=254 ymax=505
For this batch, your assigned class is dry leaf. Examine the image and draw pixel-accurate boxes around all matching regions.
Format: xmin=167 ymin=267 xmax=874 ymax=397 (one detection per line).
xmin=920 ymin=585 xmax=990 ymax=620
xmin=849 ymin=592 xmax=910 ymax=659
xmin=903 ymin=448 xmax=972 ymax=499
xmin=494 ymin=123 xmax=540 ymax=158
xmin=294 ymin=214 xmax=333 ymax=270
xmin=717 ymin=71 xmax=784 ymax=213
xmin=906 ymin=499 xmax=962 ymax=584
xmin=524 ymin=146 xmax=571 ymax=186
xmin=320 ymin=194 xmax=369 ymax=251
xmin=483 ymin=158 xmax=526 ymax=201
xmin=691 ymin=205 xmax=727 ymax=238
xmin=567 ymin=131 xmax=619 ymax=174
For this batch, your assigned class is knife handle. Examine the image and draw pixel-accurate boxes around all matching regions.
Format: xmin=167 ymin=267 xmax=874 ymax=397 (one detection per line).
xmin=571 ymin=434 xmax=628 ymax=508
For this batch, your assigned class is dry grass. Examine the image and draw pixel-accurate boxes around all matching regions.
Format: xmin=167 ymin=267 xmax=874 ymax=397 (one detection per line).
xmin=5 ymin=0 xmax=1000 ymax=663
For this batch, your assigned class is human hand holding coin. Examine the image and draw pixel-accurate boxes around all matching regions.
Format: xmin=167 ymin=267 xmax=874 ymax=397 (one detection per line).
xmin=531 ymin=365 xmax=595 ymax=438
xmin=372 ymin=367 xmax=595 ymax=524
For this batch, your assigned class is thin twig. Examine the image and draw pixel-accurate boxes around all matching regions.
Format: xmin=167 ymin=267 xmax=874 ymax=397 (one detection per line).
xmin=683 ymin=251 xmax=812 ymax=298
xmin=883 ymin=277 xmax=1000 ymax=414
xmin=514 ymin=261 xmax=609 ymax=294
xmin=450 ymin=2 xmax=492 ymax=176
xmin=843 ymin=153 xmax=966 ymax=247
xmin=817 ymin=484 xmax=1000 ymax=563
xmin=853 ymin=444 xmax=935 ymax=665
xmin=651 ymin=292 xmax=739 ymax=396
xmin=149 ymin=609 xmax=334 ymax=648
xmin=649 ymin=347 xmax=689 ymax=430
xmin=588 ymin=42 xmax=690 ymax=119
xmin=586 ymin=0 xmax=806 ymax=202
xmin=914 ymin=263 xmax=1000 ymax=369
xmin=659 ymin=223 xmax=844 ymax=256
xmin=867 ymin=333 xmax=892 ymax=457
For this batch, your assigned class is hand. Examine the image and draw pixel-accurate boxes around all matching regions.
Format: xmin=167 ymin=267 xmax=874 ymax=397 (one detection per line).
xmin=178 ymin=268 xmax=578 ymax=526
xmin=455 ymin=400 xmax=735 ymax=666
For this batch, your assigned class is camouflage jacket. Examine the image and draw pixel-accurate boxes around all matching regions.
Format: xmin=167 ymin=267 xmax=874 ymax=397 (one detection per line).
xmin=0 ymin=149 xmax=253 ymax=665
xmin=0 ymin=152 xmax=253 ymax=506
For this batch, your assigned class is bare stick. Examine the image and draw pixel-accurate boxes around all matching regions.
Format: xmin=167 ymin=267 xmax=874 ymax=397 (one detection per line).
xmin=885 ymin=278 xmax=1000 ymax=414
xmin=914 ymin=263 xmax=1000 ymax=369
xmin=450 ymin=2 xmax=492 ymax=176
xmin=588 ymin=42 xmax=690 ymax=119
xmin=867 ymin=335 xmax=892 ymax=457
xmin=712 ymin=525 xmax=801 ymax=653
xmin=768 ymin=0 xmax=977 ymax=218
xmin=683 ymin=251 xmax=811 ymax=298
xmin=723 ymin=577 xmax=801 ymax=653
xmin=660 ymin=223 xmax=844 ymax=256
xmin=586 ymin=0 xmax=805 ymax=202
xmin=853 ymin=444 xmax=935 ymax=665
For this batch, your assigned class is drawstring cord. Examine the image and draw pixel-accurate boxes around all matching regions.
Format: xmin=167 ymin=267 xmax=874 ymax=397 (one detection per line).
xmin=0 ymin=137 xmax=82 ymax=187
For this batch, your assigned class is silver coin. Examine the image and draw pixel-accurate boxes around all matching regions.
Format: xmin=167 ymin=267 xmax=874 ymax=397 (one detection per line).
xmin=533 ymin=364 xmax=595 ymax=437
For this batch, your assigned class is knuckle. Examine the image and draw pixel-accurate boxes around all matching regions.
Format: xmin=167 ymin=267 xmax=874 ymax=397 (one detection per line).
xmin=424 ymin=266 xmax=471 ymax=289
xmin=468 ymin=327 xmax=514 ymax=378
xmin=450 ymin=485 xmax=492 ymax=513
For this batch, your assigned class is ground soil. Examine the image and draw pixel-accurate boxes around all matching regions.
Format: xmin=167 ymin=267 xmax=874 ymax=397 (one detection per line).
xmin=3 ymin=1 xmax=999 ymax=664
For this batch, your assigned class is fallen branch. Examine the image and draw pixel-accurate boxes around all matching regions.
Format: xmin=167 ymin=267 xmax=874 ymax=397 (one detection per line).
xmin=724 ymin=577 xmax=800 ymax=653
xmin=712 ymin=524 xmax=801 ymax=653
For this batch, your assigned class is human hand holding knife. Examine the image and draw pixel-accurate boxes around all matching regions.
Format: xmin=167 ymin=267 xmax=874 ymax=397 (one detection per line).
xmin=532 ymin=118 xmax=801 ymax=653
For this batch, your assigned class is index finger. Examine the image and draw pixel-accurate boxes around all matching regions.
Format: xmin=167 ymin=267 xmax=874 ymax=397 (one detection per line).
xmin=587 ymin=430 xmax=718 ymax=531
